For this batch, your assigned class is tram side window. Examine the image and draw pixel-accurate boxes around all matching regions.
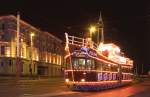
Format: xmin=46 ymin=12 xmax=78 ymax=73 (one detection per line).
xmin=96 ymin=62 xmax=118 ymax=72
xmin=103 ymin=64 xmax=110 ymax=71
xmin=122 ymin=67 xmax=130 ymax=73
xmin=96 ymin=63 xmax=107 ymax=71
xmin=111 ymin=65 xmax=118 ymax=72
xmin=95 ymin=61 xmax=101 ymax=70
xmin=129 ymin=67 xmax=133 ymax=73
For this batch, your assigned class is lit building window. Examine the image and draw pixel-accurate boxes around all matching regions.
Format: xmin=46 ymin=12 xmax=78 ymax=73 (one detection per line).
xmin=5 ymin=46 xmax=10 ymax=57
xmin=11 ymin=42 xmax=16 ymax=57
xmin=49 ymin=53 xmax=51 ymax=63
xmin=35 ymin=50 xmax=39 ymax=61
xmin=47 ymin=53 xmax=49 ymax=63
xmin=36 ymin=55 xmax=39 ymax=61
xmin=20 ymin=47 xmax=24 ymax=58
xmin=60 ymin=56 xmax=62 ymax=65
xmin=59 ymin=55 xmax=61 ymax=65
xmin=53 ymin=54 xmax=56 ymax=64
xmin=55 ymin=54 xmax=57 ymax=64
xmin=57 ymin=54 xmax=59 ymax=65
xmin=45 ymin=52 xmax=48 ymax=63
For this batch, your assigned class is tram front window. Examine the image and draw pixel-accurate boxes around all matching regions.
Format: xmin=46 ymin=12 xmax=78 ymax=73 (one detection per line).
xmin=87 ymin=59 xmax=95 ymax=70
xmin=72 ymin=58 xmax=95 ymax=70
xmin=78 ymin=59 xmax=85 ymax=69
xmin=72 ymin=58 xmax=85 ymax=69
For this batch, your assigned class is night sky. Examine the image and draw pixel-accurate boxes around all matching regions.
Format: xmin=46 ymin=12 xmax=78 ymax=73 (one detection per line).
xmin=0 ymin=0 xmax=150 ymax=74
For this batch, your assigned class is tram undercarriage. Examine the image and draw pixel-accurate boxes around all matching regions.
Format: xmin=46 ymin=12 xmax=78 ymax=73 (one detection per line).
xmin=65 ymin=70 xmax=133 ymax=91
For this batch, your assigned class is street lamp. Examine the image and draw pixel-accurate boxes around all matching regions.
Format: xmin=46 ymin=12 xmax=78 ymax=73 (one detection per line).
xmin=30 ymin=33 xmax=35 ymax=38
xmin=30 ymin=32 xmax=34 ymax=77
xmin=89 ymin=26 xmax=96 ymax=40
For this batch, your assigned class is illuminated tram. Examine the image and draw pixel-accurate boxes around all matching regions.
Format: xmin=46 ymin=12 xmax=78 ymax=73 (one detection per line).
xmin=64 ymin=33 xmax=133 ymax=91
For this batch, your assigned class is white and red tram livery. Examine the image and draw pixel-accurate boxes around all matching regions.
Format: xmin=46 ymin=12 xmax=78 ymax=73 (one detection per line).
xmin=64 ymin=33 xmax=133 ymax=91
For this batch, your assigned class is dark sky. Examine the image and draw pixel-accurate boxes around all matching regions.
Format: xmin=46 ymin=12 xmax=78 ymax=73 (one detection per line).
xmin=0 ymin=0 xmax=150 ymax=73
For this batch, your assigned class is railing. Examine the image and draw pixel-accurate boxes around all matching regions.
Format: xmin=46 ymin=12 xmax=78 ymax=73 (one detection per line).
xmin=65 ymin=33 xmax=98 ymax=49
xmin=68 ymin=35 xmax=85 ymax=46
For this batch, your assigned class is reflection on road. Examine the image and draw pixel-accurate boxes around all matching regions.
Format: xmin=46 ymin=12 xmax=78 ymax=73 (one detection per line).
xmin=47 ymin=81 xmax=150 ymax=97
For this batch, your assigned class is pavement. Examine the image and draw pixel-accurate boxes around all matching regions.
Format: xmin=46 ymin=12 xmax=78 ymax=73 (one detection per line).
xmin=0 ymin=76 xmax=66 ymax=97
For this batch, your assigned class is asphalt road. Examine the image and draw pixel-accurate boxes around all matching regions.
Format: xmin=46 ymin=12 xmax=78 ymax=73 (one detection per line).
xmin=27 ymin=80 xmax=150 ymax=97
xmin=0 ymin=77 xmax=150 ymax=97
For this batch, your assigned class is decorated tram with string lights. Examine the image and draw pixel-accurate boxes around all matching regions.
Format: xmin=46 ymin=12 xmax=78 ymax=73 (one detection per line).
xmin=64 ymin=33 xmax=133 ymax=91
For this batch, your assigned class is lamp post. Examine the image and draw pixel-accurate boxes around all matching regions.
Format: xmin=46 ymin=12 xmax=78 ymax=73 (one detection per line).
xmin=30 ymin=32 xmax=34 ymax=77
xmin=16 ymin=12 xmax=20 ymax=80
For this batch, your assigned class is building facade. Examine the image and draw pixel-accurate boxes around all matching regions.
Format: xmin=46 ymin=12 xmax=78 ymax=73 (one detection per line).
xmin=0 ymin=15 xmax=63 ymax=77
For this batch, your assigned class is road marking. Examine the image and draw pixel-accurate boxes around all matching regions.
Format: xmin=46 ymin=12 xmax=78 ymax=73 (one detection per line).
xmin=21 ymin=91 xmax=78 ymax=97
xmin=23 ymin=94 xmax=33 ymax=96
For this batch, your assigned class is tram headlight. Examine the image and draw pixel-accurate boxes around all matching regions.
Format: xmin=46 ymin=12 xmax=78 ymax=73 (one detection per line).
xmin=65 ymin=78 xmax=69 ymax=82
xmin=81 ymin=79 xmax=85 ymax=82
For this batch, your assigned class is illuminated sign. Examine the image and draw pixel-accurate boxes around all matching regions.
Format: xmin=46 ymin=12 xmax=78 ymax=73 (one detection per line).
xmin=103 ymin=73 xmax=108 ymax=80
xmin=73 ymin=51 xmax=87 ymax=58
xmin=88 ymin=49 xmax=97 ymax=57
xmin=98 ymin=72 xmax=103 ymax=81
xmin=112 ymin=73 xmax=117 ymax=80
xmin=80 ymin=47 xmax=88 ymax=53
xmin=109 ymin=73 xmax=112 ymax=80
xmin=80 ymin=47 xmax=97 ymax=57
